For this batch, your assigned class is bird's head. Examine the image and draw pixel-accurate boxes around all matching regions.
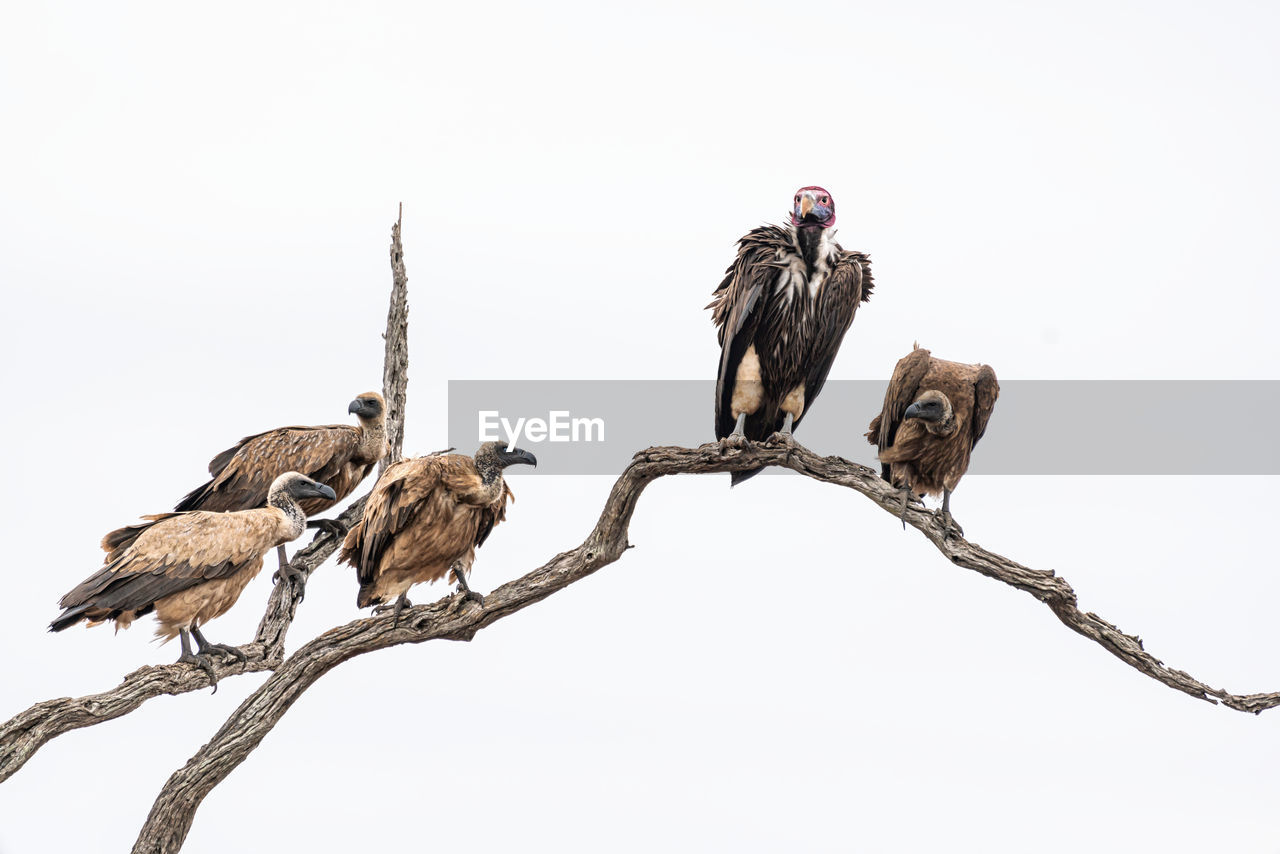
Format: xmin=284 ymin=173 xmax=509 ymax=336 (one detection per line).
xmin=791 ymin=186 xmax=836 ymax=229
xmin=904 ymin=390 xmax=956 ymax=436
xmin=270 ymin=472 xmax=338 ymax=503
xmin=348 ymin=392 xmax=385 ymax=422
xmin=475 ymin=441 xmax=538 ymax=478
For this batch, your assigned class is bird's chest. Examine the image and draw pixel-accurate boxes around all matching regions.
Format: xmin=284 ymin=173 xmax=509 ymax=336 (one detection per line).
xmin=755 ymin=264 xmax=825 ymax=381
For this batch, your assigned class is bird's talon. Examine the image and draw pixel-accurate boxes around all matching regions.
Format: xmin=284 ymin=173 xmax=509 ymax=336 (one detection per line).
xmin=720 ymin=433 xmax=748 ymax=450
xmin=178 ymin=652 xmax=220 ymax=689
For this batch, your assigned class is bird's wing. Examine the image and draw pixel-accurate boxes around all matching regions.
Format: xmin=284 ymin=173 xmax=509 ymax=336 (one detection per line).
xmin=797 ymin=252 xmax=873 ymax=428
xmin=709 ymin=227 xmax=787 ymax=437
xmin=177 ymin=425 xmax=361 ymax=511
xmin=970 ymin=365 xmax=1000 ymax=446
xmin=341 ymin=456 xmax=444 ymax=587
xmin=474 ymin=482 xmax=514 ymax=548
xmin=59 ymin=510 xmax=282 ymax=618
xmin=870 ymin=346 xmax=932 ymax=451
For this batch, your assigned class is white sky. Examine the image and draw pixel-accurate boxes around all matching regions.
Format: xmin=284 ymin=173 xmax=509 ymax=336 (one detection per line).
xmin=2 ymin=2 xmax=1279 ymax=851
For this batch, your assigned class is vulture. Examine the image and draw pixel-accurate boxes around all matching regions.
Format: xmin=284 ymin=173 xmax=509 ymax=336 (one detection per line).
xmin=865 ymin=345 xmax=999 ymax=535
xmin=175 ymin=391 xmax=388 ymax=587
xmin=51 ymin=472 xmax=337 ymax=682
xmin=708 ymin=186 xmax=873 ymax=485
xmin=340 ymin=442 xmax=537 ymax=623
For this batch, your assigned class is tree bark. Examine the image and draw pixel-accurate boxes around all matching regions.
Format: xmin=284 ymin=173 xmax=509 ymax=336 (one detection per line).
xmin=129 ymin=440 xmax=1280 ymax=853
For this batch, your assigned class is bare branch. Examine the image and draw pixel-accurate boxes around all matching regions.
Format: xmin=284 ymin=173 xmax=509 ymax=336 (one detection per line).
xmin=381 ymin=202 xmax=409 ymax=471
xmin=131 ymin=440 xmax=1280 ymax=853
xmin=0 ymin=210 xmax=412 ymax=785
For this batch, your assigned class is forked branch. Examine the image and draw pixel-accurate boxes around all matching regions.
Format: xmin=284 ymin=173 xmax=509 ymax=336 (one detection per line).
xmin=130 ymin=439 xmax=1280 ymax=853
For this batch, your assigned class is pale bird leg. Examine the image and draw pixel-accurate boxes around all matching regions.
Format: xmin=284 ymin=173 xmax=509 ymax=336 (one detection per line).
xmin=766 ymin=412 xmax=796 ymax=447
xmin=191 ymin=625 xmax=248 ymax=666
xmin=272 ymin=544 xmax=307 ymax=599
xmin=721 ymin=412 xmax=749 ymax=449
xmin=176 ymin=627 xmax=219 ymax=688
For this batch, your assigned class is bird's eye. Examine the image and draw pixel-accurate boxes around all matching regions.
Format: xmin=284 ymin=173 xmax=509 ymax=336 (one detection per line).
xmin=820 ymin=196 xmax=829 ymax=204
xmin=795 ymin=196 xmax=800 ymax=204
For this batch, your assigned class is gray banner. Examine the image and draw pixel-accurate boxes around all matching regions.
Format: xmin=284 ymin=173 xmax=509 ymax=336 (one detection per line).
xmin=447 ymin=380 xmax=1278 ymax=475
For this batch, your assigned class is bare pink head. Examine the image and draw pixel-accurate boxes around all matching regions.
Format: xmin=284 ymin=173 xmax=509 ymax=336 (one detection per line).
xmin=791 ymin=186 xmax=835 ymax=229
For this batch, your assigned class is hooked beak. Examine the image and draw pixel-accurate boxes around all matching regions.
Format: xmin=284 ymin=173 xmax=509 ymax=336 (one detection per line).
xmin=348 ymin=399 xmax=366 ymax=416
xmin=904 ymin=402 xmax=924 ymax=420
xmin=799 ymin=194 xmax=814 ymax=219
xmin=312 ymin=483 xmax=338 ymax=501
xmin=498 ymin=447 xmax=538 ymax=469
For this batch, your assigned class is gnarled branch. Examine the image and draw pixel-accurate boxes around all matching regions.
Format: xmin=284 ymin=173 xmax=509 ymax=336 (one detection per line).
xmin=130 ymin=439 xmax=1280 ymax=853
xmin=0 ymin=209 xmax=413 ymax=786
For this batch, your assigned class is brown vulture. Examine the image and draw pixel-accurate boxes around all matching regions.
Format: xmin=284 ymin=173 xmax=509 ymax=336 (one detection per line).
xmin=174 ymin=391 xmax=388 ymax=588
xmin=708 ymin=186 xmax=873 ymax=485
xmin=865 ymin=345 xmax=999 ymax=535
xmin=340 ymin=442 xmax=537 ymax=623
xmin=50 ymin=472 xmax=336 ymax=682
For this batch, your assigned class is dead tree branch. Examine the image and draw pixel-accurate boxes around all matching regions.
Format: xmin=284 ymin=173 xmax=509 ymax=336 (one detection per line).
xmin=0 ymin=210 xmax=413 ymax=786
xmin=131 ymin=440 xmax=1280 ymax=853
xmin=381 ymin=202 xmax=409 ymax=471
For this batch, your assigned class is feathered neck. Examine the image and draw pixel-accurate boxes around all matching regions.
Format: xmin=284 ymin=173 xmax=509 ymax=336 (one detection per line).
xmin=794 ymin=225 xmax=830 ymax=272
xmin=266 ymin=482 xmax=307 ymax=538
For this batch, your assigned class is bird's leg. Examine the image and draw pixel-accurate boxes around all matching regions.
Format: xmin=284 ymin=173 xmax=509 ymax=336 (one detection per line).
xmin=306 ymin=518 xmax=348 ymax=539
xmin=767 ymin=412 xmax=796 ymax=446
xmin=373 ymin=593 xmax=413 ymax=627
xmin=191 ymin=625 xmax=248 ymax=666
xmin=272 ymin=544 xmax=307 ymax=598
xmin=452 ymin=563 xmax=485 ymax=607
xmin=896 ymin=486 xmax=923 ymax=530
xmin=176 ymin=628 xmax=219 ymax=688
xmin=721 ymin=412 xmax=749 ymax=449
xmin=938 ymin=489 xmax=964 ymax=538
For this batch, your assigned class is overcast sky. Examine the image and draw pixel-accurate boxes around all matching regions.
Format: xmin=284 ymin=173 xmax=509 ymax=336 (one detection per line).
xmin=2 ymin=2 xmax=1279 ymax=852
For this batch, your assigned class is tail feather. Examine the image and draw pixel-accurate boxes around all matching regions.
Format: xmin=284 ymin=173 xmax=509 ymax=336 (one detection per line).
xmin=49 ymin=605 xmax=91 ymax=633
xmin=730 ymin=467 xmax=765 ymax=487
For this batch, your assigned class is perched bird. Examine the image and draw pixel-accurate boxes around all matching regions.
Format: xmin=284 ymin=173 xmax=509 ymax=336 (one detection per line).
xmin=340 ymin=442 xmax=537 ymax=624
xmin=51 ymin=472 xmax=337 ymax=683
xmin=865 ymin=345 xmax=999 ymax=535
xmin=175 ymin=392 xmax=388 ymax=588
xmin=708 ymin=186 xmax=873 ymax=485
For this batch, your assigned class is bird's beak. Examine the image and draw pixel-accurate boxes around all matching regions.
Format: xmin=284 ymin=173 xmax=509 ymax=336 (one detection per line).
xmin=348 ymin=399 xmax=364 ymax=415
xmin=313 ymin=483 xmax=338 ymax=501
xmin=799 ymin=194 xmax=814 ymax=219
xmin=499 ymin=448 xmax=538 ymax=468
xmin=904 ymin=402 xmax=923 ymax=420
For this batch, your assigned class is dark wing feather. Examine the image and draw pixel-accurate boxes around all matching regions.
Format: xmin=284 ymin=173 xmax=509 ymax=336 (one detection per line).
xmin=341 ymin=457 xmax=443 ymax=587
xmin=54 ymin=510 xmax=279 ymax=630
xmin=867 ymin=347 xmax=932 ymax=475
xmin=970 ymin=365 xmax=1000 ymax=446
xmin=176 ymin=425 xmax=362 ymax=512
xmin=796 ymin=252 xmax=872 ymax=430
xmin=475 ymin=483 xmax=513 ymax=548
xmin=709 ymin=228 xmax=786 ymax=438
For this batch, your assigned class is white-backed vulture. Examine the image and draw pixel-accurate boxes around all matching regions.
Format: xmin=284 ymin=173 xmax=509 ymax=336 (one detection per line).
xmin=340 ymin=442 xmax=536 ymax=623
xmin=174 ymin=391 xmax=388 ymax=587
xmin=51 ymin=473 xmax=337 ymax=682
xmin=708 ymin=186 xmax=873 ymax=485
xmin=865 ymin=345 xmax=999 ymax=534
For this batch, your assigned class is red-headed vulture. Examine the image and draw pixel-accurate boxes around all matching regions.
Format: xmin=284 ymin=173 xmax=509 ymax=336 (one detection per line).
xmin=175 ymin=391 xmax=388 ymax=589
xmin=51 ymin=473 xmax=337 ymax=683
xmin=866 ymin=345 xmax=999 ymax=535
xmin=709 ymin=186 xmax=873 ymax=485
xmin=340 ymin=442 xmax=536 ymax=623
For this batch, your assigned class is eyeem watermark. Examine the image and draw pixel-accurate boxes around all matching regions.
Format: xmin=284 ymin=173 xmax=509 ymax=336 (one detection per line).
xmin=479 ymin=410 xmax=605 ymax=451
